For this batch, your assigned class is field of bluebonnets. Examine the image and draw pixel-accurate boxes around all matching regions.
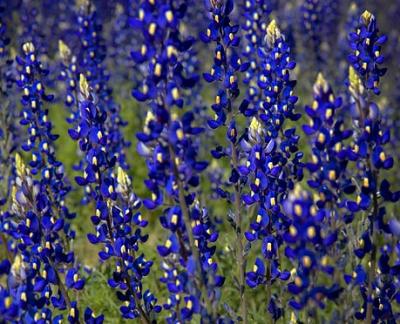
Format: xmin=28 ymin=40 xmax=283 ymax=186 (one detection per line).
xmin=1 ymin=0 xmax=400 ymax=323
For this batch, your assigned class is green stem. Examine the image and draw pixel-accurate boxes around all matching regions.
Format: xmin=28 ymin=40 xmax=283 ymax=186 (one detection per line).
xmin=105 ymin=204 xmax=151 ymax=324
xmin=231 ymin=141 xmax=248 ymax=323
xmin=366 ymin=174 xmax=378 ymax=324
xmin=168 ymin=145 xmax=213 ymax=319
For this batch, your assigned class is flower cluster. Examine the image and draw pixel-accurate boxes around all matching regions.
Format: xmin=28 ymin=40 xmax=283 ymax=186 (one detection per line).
xmin=0 ymin=7 xmax=18 ymax=206
xmin=240 ymin=20 xmax=303 ymax=320
xmin=346 ymin=11 xmax=400 ymax=323
xmin=348 ymin=10 xmax=387 ymax=95
xmin=201 ymin=0 xmax=252 ymax=321
xmin=131 ymin=0 xmax=223 ymax=321
xmin=1 ymin=2 xmax=400 ymax=323
xmin=75 ymin=0 xmax=129 ymax=170
xmin=300 ymin=0 xmax=323 ymax=64
xmin=241 ymin=0 xmax=271 ymax=104
xmin=283 ymin=191 xmax=342 ymax=311
xmin=0 ymin=41 xmax=91 ymax=323
xmin=70 ymin=73 xmax=158 ymax=321
xmin=303 ymin=73 xmax=353 ymax=211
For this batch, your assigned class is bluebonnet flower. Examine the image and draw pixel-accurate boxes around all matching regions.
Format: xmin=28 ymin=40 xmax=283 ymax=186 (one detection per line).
xmin=76 ymin=0 xmax=129 ymax=169
xmin=348 ymin=10 xmax=387 ymax=95
xmin=0 ymin=6 xmax=19 ymax=207
xmin=71 ymin=74 xmax=159 ymax=322
xmin=108 ymin=2 xmax=140 ymax=88
xmin=58 ymin=40 xmax=80 ymax=127
xmin=283 ymin=191 xmax=342 ymax=311
xmin=0 ymin=41 xmax=98 ymax=323
xmin=321 ymin=0 xmax=341 ymax=49
xmin=0 ymin=19 xmax=19 ymax=302
xmin=201 ymin=0 xmax=250 ymax=321
xmin=17 ymin=42 xmax=74 ymax=225
xmin=239 ymin=20 xmax=302 ymax=320
xmin=131 ymin=1 xmax=223 ymax=321
xmin=59 ymin=1 xmax=130 ymax=203
xmin=291 ymin=73 xmax=361 ymax=319
xmin=346 ymin=11 xmax=400 ymax=323
xmin=336 ymin=2 xmax=363 ymax=88
xmin=18 ymin=2 xmax=47 ymax=55
xmin=300 ymin=0 xmax=323 ymax=66
xmin=241 ymin=0 xmax=271 ymax=105
xmin=303 ymin=73 xmax=354 ymax=210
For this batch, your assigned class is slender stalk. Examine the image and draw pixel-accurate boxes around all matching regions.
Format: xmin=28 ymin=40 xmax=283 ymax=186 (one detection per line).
xmin=230 ymin=140 xmax=248 ymax=323
xmin=355 ymin=82 xmax=378 ymax=323
xmin=168 ymin=144 xmax=213 ymax=318
xmin=365 ymin=171 xmax=378 ymax=323
xmin=104 ymin=199 xmax=150 ymax=324
xmin=48 ymin=259 xmax=72 ymax=310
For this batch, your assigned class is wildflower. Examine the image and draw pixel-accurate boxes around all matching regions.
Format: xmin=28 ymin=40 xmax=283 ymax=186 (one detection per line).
xmin=132 ymin=1 xmax=223 ymax=321
xmin=346 ymin=11 xmax=399 ymax=322
xmin=202 ymin=0 xmax=250 ymax=321
xmin=348 ymin=10 xmax=387 ymax=95
xmin=73 ymin=74 xmax=158 ymax=322
xmin=303 ymin=73 xmax=354 ymax=209
xmin=239 ymin=20 xmax=302 ymax=320
xmin=77 ymin=0 xmax=130 ymax=169
xmin=283 ymin=192 xmax=342 ymax=310
xmin=0 ymin=8 xmax=19 ymax=206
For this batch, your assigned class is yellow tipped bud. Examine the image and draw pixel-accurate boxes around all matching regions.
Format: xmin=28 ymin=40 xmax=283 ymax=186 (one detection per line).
xmin=289 ymin=225 xmax=297 ymax=237
xmin=4 ymin=296 xmax=12 ymax=308
xmin=249 ymin=117 xmax=262 ymax=135
xmin=117 ymin=166 xmax=130 ymax=187
xmin=348 ymin=66 xmax=364 ymax=96
xmin=171 ymin=214 xmax=178 ymax=225
xmin=314 ymin=72 xmax=328 ymax=94
xmin=79 ymin=74 xmax=90 ymax=98
xmin=172 ymin=87 xmax=179 ymax=100
xmin=58 ymin=40 xmax=71 ymax=61
xmin=294 ymin=204 xmax=302 ymax=216
xmin=176 ymin=129 xmax=184 ymax=140
xmin=361 ymin=10 xmax=374 ymax=26
xmin=15 ymin=153 xmax=26 ymax=177
xmin=154 ymin=63 xmax=162 ymax=76
xmin=266 ymin=19 xmax=281 ymax=45
xmin=22 ymin=42 xmax=35 ymax=54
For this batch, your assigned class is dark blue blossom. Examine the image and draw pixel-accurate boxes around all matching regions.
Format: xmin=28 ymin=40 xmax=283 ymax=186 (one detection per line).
xmin=346 ymin=11 xmax=400 ymax=323
xmin=348 ymin=10 xmax=387 ymax=95
xmin=79 ymin=1 xmax=130 ymax=171
xmin=131 ymin=0 xmax=223 ymax=321
xmin=201 ymin=0 xmax=250 ymax=321
xmin=71 ymin=73 xmax=158 ymax=322
xmin=283 ymin=192 xmax=342 ymax=311
xmin=239 ymin=20 xmax=302 ymax=320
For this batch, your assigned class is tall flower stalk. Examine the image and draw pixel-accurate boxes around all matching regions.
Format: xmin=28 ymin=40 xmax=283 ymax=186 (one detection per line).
xmin=131 ymin=0 xmax=223 ymax=321
xmin=239 ymin=20 xmax=303 ymax=321
xmin=70 ymin=74 xmax=158 ymax=322
xmin=201 ymin=0 xmax=251 ymax=321
xmin=346 ymin=11 xmax=399 ymax=323
xmin=0 ymin=41 xmax=88 ymax=323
